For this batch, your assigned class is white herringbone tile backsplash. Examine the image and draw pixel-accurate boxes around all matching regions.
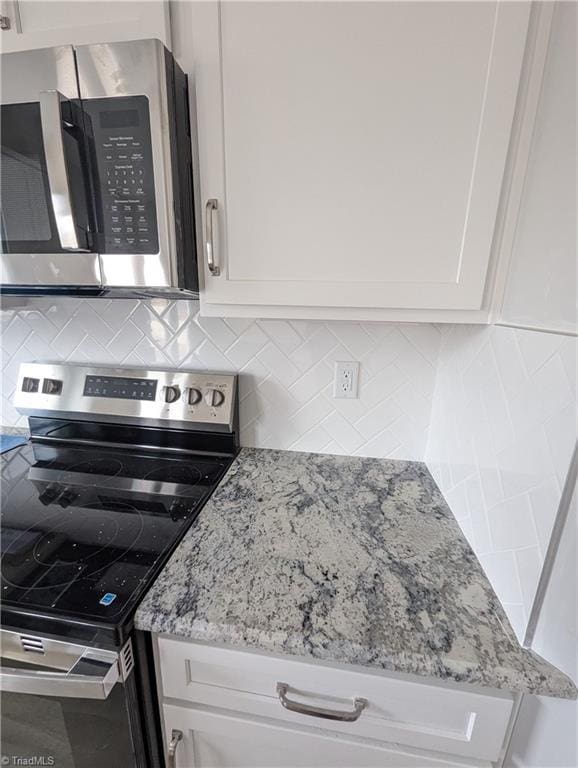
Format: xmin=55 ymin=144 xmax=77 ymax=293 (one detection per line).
xmin=0 ymin=297 xmax=441 ymax=460
xmin=1 ymin=298 xmax=576 ymax=642
xmin=425 ymin=324 xmax=577 ymax=641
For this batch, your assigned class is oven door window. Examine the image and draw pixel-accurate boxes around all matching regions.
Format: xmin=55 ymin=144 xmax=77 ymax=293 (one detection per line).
xmin=0 ymin=101 xmax=93 ymax=254
xmin=0 ymin=658 xmax=137 ymax=768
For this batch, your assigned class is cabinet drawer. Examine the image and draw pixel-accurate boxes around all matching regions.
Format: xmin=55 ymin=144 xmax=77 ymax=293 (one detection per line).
xmin=157 ymin=637 xmax=513 ymax=762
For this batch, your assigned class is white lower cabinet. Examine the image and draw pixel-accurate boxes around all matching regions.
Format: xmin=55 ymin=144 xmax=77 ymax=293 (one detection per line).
xmin=162 ymin=703 xmax=479 ymax=768
xmin=156 ymin=637 xmax=514 ymax=768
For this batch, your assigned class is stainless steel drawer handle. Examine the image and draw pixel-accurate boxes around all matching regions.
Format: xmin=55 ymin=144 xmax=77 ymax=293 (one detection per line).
xmin=167 ymin=729 xmax=183 ymax=768
xmin=205 ymin=198 xmax=220 ymax=276
xmin=0 ymin=652 xmax=119 ymax=700
xmin=276 ymin=682 xmax=367 ymax=722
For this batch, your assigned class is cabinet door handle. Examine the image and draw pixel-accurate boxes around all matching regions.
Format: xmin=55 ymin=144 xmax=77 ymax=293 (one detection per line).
xmin=276 ymin=683 xmax=367 ymax=722
xmin=205 ymin=198 xmax=220 ymax=276
xmin=0 ymin=15 xmax=11 ymax=29
xmin=167 ymin=729 xmax=183 ymax=768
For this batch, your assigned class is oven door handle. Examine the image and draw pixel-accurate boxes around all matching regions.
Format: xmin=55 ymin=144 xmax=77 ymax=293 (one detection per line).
xmin=39 ymin=89 xmax=87 ymax=252
xmin=0 ymin=652 xmax=119 ymax=700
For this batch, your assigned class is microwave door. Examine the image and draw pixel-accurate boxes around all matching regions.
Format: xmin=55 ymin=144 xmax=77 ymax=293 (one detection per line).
xmin=76 ymin=40 xmax=174 ymax=289
xmin=0 ymin=45 xmax=101 ymax=289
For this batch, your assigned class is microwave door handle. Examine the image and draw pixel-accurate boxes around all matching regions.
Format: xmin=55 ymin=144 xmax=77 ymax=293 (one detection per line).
xmin=39 ymin=89 xmax=86 ymax=251
xmin=0 ymin=654 xmax=119 ymax=700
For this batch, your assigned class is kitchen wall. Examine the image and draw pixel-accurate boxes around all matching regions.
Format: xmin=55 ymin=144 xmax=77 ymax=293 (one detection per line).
xmin=506 ymin=482 xmax=577 ymax=768
xmin=425 ymin=324 xmax=575 ymax=640
xmin=426 ymin=2 xmax=576 ymax=642
xmin=3 ymin=297 xmax=572 ymax=643
xmin=0 ymin=297 xmax=440 ymax=460
xmin=3 ymin=297 xmax=573 ymax=644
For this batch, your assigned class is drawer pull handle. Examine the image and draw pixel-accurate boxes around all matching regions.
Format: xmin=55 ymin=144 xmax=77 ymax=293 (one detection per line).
xmin=205 ymin=198 xmax=220 ymax=276
xmin=276 ymin=682 xmax=367 ymax=722
xmin=167 ymin=729 xmax=183 ymax=768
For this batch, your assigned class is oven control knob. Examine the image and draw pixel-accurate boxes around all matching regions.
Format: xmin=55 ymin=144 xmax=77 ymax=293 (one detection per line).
xmin=22 ymin=376 xmax=39 ymax=393
xmin=186 ymin=387 xmax=203 ymax=406
xmin=42 ymin=378 xmax=62 ymax=395
xmin=58 ymin=488 xmax=78 ymax=508
xmin=163 ymin=385 xmax=181 ymax=404
xmin=204 ymin=388 xmax=225 ymax=408
xmin=38 ymin=484 xmax=61 ymax=506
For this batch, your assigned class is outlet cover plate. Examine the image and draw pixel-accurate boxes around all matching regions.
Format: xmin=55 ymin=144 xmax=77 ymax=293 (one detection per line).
xmin=333 ymin=361 xmax=360 ymax=399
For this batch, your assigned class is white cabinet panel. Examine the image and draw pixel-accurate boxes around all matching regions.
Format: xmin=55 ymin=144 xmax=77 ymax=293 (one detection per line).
xmin=0 ymin=0 xmax=170 ymax=52
xmin=190 ymin=1 xmax=530 ymax=317
xmin=163 ymin=704 xmax=482 ymax=768
xmin=500 ymin=2 xmax=577 ymax=334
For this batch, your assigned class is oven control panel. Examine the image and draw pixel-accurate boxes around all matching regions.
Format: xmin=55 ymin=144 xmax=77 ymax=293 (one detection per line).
xmin=83 ymin=375 xmax=157 ymax=401
xmin=84 ymin=96 xmax=159 ymax=255
xmin=15 ymin=364 xmax=237 ymax=430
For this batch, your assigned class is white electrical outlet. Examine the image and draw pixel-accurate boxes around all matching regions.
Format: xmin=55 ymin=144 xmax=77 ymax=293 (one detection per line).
xmin=333 ymin=361 xmax=360 ymax=399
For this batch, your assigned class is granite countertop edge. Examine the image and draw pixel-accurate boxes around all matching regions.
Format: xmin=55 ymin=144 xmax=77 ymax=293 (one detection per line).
xmin=129 ymin=447 xmax=574 ymax=701
xmin=136 ymin=613 xmax=576 ymax=700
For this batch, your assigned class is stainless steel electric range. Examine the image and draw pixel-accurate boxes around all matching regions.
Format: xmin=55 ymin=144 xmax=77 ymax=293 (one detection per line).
xmin=0 ymin=362 xmax=239 ymax=768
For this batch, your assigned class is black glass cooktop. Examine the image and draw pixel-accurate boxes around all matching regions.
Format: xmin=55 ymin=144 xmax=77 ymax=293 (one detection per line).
xmin=0 ymin=440 xmax=232 ymax=640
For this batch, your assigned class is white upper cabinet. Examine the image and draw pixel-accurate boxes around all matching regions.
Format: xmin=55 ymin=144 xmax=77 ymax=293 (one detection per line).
xmin=499 ymin=2 xmax=577 ymax=335
xmin=0 ymin=0 xmax=170 ymax=52
xmin=186 ymin=1 xmax=532 ymax=320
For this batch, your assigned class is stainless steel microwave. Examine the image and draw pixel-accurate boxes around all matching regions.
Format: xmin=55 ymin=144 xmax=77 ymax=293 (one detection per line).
xmin=0 ymin=39 xmax=197 ymax=297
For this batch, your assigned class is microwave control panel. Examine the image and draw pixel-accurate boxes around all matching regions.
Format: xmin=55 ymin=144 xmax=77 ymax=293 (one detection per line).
xmin=84 ymin=96 xmax=159 ymax=255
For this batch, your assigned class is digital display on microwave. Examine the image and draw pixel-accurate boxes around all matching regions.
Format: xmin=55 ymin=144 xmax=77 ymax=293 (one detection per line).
xmin=99 ymin=109 xmax=140 ymax=130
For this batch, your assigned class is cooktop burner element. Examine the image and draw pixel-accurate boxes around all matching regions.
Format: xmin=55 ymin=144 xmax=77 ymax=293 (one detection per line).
xmin=58 ymin=456 xmax=124 ymax=481
xmin=1 ymin=363 xmax=239 ymax=646
xmin=3 ymin=499 xmax=144 ymax=590
xmin=143 ymin=464 xmax=203 ymax=486
xmin=1 ymin=442 xmax=230 ymax=624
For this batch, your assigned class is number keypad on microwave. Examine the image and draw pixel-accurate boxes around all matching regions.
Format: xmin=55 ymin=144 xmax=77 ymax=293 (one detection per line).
xmin=85 ymin=95 xmax=159 ymax=255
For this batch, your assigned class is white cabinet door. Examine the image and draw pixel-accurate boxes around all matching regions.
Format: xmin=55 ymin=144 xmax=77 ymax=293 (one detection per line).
xmin=163 ymin=704 xmax=479 ymax=768
xmin=189 ymin=1 xmax=530 ymax=317
xmin=0 ymin=0 xmax=170 ymax=52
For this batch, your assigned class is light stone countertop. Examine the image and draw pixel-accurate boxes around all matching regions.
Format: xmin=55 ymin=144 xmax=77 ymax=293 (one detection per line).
xmin=129 ymin=448 xmax=574 ymax=698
